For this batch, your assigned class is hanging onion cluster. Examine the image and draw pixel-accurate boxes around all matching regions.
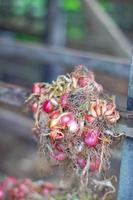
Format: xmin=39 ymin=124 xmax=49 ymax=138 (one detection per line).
xmin=27 ymin=65 xmax=122 ymax=196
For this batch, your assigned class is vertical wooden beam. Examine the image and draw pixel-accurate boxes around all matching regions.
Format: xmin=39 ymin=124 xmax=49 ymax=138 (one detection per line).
xmin=117 ymin=56 xmax=133 ymax=199
xmin=43 ymin=0 xmax=66 ymax=82
xmin=44 ymin=0 xmax=66 ymax=46
xmin=44 ymin=0 xmax=60 ymax=45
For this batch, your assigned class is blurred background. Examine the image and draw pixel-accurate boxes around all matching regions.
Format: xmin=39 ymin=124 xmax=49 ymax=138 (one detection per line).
xmin=0 ymin=0 xmax=132 ymax=198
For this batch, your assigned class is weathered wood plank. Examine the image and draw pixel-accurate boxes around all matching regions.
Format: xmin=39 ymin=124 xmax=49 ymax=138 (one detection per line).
xmin=44 ymin=0 xmax=66 ymax=46
xmin=0 ymin=82 xmax=29 ymax=107
xmin=0 ymin=108 xmax=32 ymax=138
xmin=0 ymin=39 xmax=130 ymax=78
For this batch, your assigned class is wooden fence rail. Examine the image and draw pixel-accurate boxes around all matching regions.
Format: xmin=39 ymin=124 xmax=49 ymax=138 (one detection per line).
xmin=0 ymin=39 xmax=130 ymax=78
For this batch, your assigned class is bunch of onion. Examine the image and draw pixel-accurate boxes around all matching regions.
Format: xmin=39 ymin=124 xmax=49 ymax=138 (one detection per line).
xmin=27 ymin=65 xmax=122 ymax=198
xmin=0 ymin=177 xmax=58 ymax=200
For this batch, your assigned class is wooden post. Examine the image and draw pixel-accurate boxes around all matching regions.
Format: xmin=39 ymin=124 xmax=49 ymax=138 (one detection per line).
xmin=43 ymin=0 xmax=66 ymax=82
xmin=117 ymin=56 xmax=133 ymax=199
xmin=44 ymin=0 xmax=66 ymax=46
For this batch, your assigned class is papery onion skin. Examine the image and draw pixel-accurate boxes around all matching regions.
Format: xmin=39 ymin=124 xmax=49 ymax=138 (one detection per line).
xmin=78 ymin=77 xmax=89 ymax=87
xmin=49 ymin=119 xmax=58 ymax=129
xmin=54 ymin=143 xmax=65 ymax=152
xmin=60 ymin=93 xmax=69 ymax=108
xmin=84 ymin=113 xmax=95 ymax=123
xmin=32 ymin=84 xmax=41 ymax=94
xmin=52 ymin=151 xmax=66 ymax=161
xmin=90 ymin=158 xmax=100 ymax=172
xmin=83 ymin=130 xmax=100 ymax=147
xmin=50 ymin=110 xmax=60 ymax=119
xmin=67 ymin=120 xmax=79 ymax=133
xmin=60 ymin=112 xmax=74 ymax=126
xmin=77 ymin=156 xmax=86 ymax=169
xmin=31 ymin=102 xmax=38 ymax=112
xmin=49 ymin=131 xmax=64 ymax=140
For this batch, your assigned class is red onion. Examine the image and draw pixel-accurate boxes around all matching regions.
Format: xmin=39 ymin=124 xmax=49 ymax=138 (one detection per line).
xmin=0 ymin=189 xmax=4 ymax=200
xmin=67 ymin=120 xmax=79 ymax=133
xmin=78 ymin=77 xmax=89 ymax=87
xmin=54 ymin=142 xmax=64 ymax=152
xmin=60 ymin=112 xmax=74 ymax=126
xmin=77 ymin=156 xmax=86 ymax=169
xmin=19 ymin=183 xmax=29 ymax=194
xmin=42 ymin=100 xmax=53 ymax=113
xmin=52 ymin=151 xmax=66 ymax=161
xmin=49 ymin=131 xmax=64 ymax=140
xmin=1 ymin=177 xmax=17 ymax=190
xmin=9 ymin=179 xmax=33 ymax=199
xmin=60 ymin=93 xmax=69 ymax=108
xmin=90 ymin=158 xmax=100 ymax=171
xmin=84 ymin=130 xmax=99 ymax=147
xmin=42 ymin=188 xmax=50 ymax=195
xmin=32 ymin=84 xmax=41 ymax=94
xmin=22 ymin=179 xmax=33 ymax=189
